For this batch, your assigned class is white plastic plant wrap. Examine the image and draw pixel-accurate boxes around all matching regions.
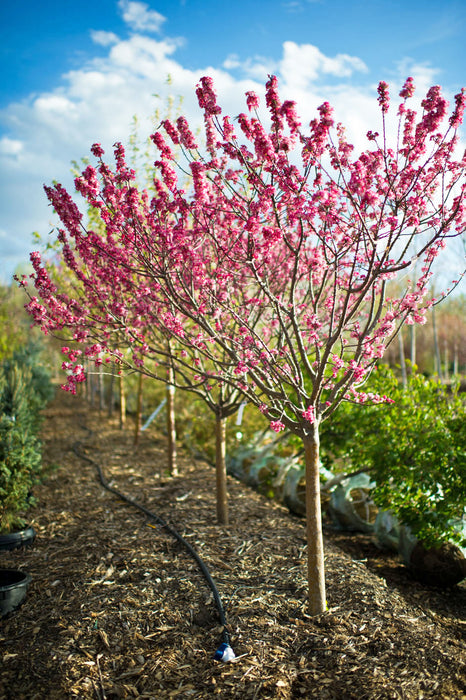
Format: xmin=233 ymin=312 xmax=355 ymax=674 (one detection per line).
xmin=282 ymin=463 xmax=306 ymax=516
xmin=374 ymin=510 xmax=401 ymax=552
xmin=328 ymin=473 xmax=378 ymax=534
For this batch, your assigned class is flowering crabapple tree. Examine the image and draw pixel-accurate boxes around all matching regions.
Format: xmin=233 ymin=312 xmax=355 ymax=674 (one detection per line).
xmin=23 ymin=74 xmax=465 ymax=616
xmin=141 ymin=75 xmax=465 ymax=615
xmin=21 ymin=144 xmax=247 ymax=524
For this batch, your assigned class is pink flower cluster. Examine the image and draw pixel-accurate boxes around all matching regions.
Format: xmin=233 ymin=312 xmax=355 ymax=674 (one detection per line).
xmin=302 ymin=406 xmax=315 ymax=424
xmin=270 ymin=420 xmax=286 ymax=433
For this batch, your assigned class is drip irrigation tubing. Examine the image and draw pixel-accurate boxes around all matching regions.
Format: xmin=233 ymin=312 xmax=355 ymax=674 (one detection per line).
xmin=72 ymin=439 xmax=235 ymax=661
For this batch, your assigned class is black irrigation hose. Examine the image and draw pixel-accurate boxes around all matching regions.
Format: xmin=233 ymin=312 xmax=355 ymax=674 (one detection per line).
xmin=72 ymin=440 xmax=235 ymax=662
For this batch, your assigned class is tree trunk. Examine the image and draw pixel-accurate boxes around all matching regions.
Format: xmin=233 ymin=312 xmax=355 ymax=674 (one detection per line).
xmin=87 ymin=361 xmax=95 ymax=406
xmin=432 ymin=305 xmax=442 ymax=379
xmin=303 ymin=426 xmax=326 ymax=616
xmin=398 ymin=330 xmax=407 ymax=387
xmin=166 ymin=377 xmax=178 ymax=476
xmin=119 ymin=374 xmax=126 ymax=430
xmin=85 ymin=358 xmax=91 ymax=402
xmin=410 ymin=324 xmax=416 ymax=371
xmin=98 ymin=364 xmax=104 ymax=411
xmin=215 ymin=414 xmax=229 ymax=525
xmin=134 ymin=373 xmax=143 ymax=447
xmin=107 ymin=370 xmax=115 ymax=417
xmin=453 ymin=341 xmax=459 ymax=377
xmin=443 ymin=339 xmax=449 ymax=382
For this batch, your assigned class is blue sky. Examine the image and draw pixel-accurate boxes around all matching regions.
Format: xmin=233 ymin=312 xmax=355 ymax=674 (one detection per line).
xmin=0 ymin=0 xmax=465 ymax=283
xmin=1 ymin=0 xmax=465 ymax=105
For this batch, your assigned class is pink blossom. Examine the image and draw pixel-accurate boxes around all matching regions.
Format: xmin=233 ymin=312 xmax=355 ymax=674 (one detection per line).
xmin=91 ymin=143 xmax=104 ymax=158
xmin=237 ymin=113 xmax=253 ymax=139
xmin=302 ymin=101 xmax=335 ymax=165
xmin=302 ymin=406 xmax=315 ymax=424
xmin=23 ymin=73 xmax=465 ymax=468
xmin=190 ymin=161 xmax=208 ymax=202
xmin=151 ymin=130 xmax=174 ymax=157
xmin=270 ymin=420 xmax=286 ymax=433
xmin=222 ymin=116 xmax=235 ymax=141
xmin=280 ymin=100 xmax=301 ymax=135
xmin=418 ymin=86 xmax=448 ymax=137
xmin=399 ymin=77 xmax=415 ymax=100
xmin=176 ymin=116 xmax=198 ymax=149
xmin=196 ymin=76 xmax=222 ymax=115
xmin=377 ymin=81 xmax=390 ymax=113
xmin=265 ymin=74 xmax=284 ymax=145
xmin=449 ymin=88 xmax=466 ymax=129
xmin=245 ymin=91 xmax=260 ymax=111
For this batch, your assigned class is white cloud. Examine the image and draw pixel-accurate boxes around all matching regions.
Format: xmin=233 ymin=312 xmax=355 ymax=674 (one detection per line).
xmin=106 ymin=35 xmax=183 ymax=76
xmin=393 ymin=58 xmax=441 ymax=95
xmin=222 ymin=52 xmax=278 ymax=81
xmin=34 ymin=93 xmax=77 ymax=117
xmin=221 ymin=42 xmax=367 ymax=87
xmin=0 ymin=26 xmax=463 ymax=285
xmin=118 ymin=0 xmax=166 ymax=33
xmin=223 ymin=54 xmax=241 ymax=70
xmin=91 ymin=30 xmax=120 ymax=47
xmin=280 ymin=41 xmax=368 ymax=90
xmin=0 ymin=137 xmax=23 ymax=156
xmin=230 ymin=56 xmax=279 ymax=82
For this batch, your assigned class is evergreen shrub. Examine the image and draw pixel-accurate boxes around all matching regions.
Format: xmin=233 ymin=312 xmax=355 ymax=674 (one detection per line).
xmin=0 ymin=344 xmax=54 ymax=532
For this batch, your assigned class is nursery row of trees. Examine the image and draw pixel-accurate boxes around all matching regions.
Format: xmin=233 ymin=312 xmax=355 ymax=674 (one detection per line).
xmin=1 ymin=302 xmax=463 ymax=576
xmin=80 ymin=358 xmax=466 ymax=558
xmin=16 ymin=75 xmax=466 ymax=614
xmin=384 ymin=294 xmax=466 ymax=380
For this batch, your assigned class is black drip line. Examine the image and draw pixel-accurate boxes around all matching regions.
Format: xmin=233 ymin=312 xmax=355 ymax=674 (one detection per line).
xmin=72 ymin=440 xmax=233 ymax=660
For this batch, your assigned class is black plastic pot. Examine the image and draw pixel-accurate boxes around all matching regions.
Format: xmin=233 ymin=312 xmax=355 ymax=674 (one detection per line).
xmin=0 ymin=569 xmax=32 ymax=617
xmin=0 ymin=526 xmax=36 ymax=552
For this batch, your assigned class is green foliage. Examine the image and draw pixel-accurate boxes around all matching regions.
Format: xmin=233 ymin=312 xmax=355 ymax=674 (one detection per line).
xmin=7 ymin=342 xmax=55 ymax=424
xmin=0 ymin=284 xmax=39 ymax=361
xmin=20 ymin=343 xmax=54 ymax=399
xmin=0 ymin=364 xmax=39 ymax=531
xmin=0 ymin=346 xmax=54 ymax=532
xmin=320 ymin=366 xmax=466 ymax=548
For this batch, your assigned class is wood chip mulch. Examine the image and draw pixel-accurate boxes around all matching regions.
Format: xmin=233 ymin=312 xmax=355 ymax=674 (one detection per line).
xmin=0 ymin=390 xmax=465 ymax=699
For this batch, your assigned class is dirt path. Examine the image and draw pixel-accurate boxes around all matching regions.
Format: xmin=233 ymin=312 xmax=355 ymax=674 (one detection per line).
xmin=0 ymin=390 xmax=465 ymax=699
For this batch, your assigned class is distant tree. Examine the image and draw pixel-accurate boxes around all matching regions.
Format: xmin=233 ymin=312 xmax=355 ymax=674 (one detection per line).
xmin=385 ymin=292 xmax=466 ymax=376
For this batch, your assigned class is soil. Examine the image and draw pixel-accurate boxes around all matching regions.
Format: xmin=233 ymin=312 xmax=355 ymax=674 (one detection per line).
xmin=0 ymin=390 xmax=465 ymax=700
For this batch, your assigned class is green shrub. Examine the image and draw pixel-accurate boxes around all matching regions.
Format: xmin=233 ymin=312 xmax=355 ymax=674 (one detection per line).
xmin=9 ymin=341 xmax=55 ymax=425
xmin=0 ymin=346 xmax=54 ymax=532
xmin=320 ymin=366 xmax=466 ymax=548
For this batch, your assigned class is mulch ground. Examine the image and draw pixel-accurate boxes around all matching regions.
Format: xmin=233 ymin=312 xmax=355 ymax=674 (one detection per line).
xmin=0 ymin=389 xmax=465 ymax=700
